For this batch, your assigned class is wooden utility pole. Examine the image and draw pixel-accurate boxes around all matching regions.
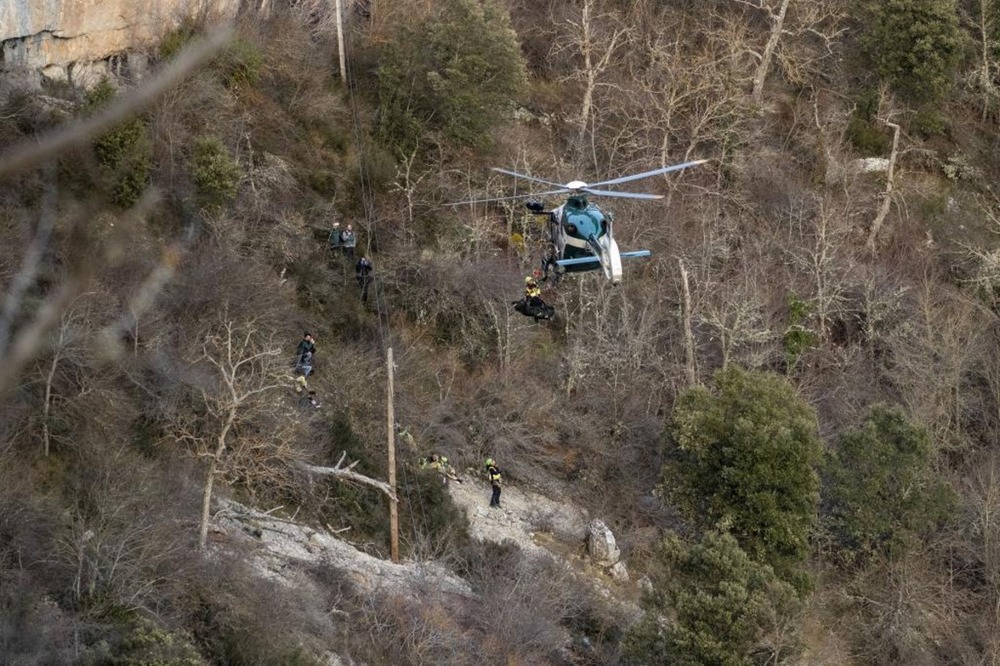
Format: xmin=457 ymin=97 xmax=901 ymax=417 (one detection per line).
xmin=335 ymin=0 xmax=348 ymax=82
xmin=386 ymin=347 xmax=399 ymax=563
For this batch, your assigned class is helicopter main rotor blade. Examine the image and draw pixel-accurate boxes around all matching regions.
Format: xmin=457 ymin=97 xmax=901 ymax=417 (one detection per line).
xmin=492 ymin=167 xmax=568 ymax=189
xmin=445 ymin=188 xmax=569 ymax=206
xmin=588 ymin=159 xmax=708 ymax=188
xmin=580 ymin=188 xmax=663 ymax=200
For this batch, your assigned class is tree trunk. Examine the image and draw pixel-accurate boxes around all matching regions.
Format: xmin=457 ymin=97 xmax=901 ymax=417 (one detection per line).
xmin=866 ymin=121 xmax=901 ymax=250
xmin=198 ymin=415 xmax=234 ymax=551
xmin=42 ymin=346 xmax=62 ymax=456
xmin=198 ymin=456 xmax=218 ymax=551
xmin=751 ymin=0 xmax=791 ymax=105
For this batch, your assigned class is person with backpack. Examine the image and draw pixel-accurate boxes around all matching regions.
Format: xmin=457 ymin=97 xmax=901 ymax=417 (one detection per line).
xmin=419 ymin=453 xmax=461 ymax=485
xmin=328 ymin=222 xmax=342 ymax=251
xmin=295 ymin=332 xmax=316 ymax=373
xmin=296 ymin=332 xmax=316 ymax=359
xmin=485 ymin=457 xmax=502 ymax=508
xmin=356 ymin=256 xmax=373 ymax=302
xmin=339 ymin=224 xmax=357 ymax=259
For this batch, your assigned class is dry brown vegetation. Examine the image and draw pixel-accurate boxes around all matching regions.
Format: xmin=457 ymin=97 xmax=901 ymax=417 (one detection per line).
xmin=4 ymin=0 xmax=1000 ymax=662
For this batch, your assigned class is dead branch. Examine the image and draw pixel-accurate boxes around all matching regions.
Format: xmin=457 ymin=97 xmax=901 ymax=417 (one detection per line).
xmin=300 ymin=457 xmax=398 ymax=503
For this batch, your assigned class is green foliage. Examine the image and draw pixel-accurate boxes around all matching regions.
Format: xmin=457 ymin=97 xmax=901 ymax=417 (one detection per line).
xmin=846 ymin=116 xmax=891 ymax=155
xmin=318 ymin=413 xmax=468 ymax=556
xmin=376 ymin=0 xmax=527 ymax=151
xmin=846 ymin=89 xmax=890 ymax=155
xmin=86 ymin=80 xmax=152 ymax=208
xmin=661 ymin=367 xmax=822 ymax=593
xmin=191 ymin=136 xmax=242 ymax=207
xmin=159 ymin=19 xmax=199 ymax=60
xmin=81 ymin=617 xmax=205 ymax=665
xmin=320 ymin=412 xmax=392 ymax=545
xmin=622 ymin=531 xmax=801 ymax=665
xmin=859 ymin=0 xmax=963 ymax=103
xmin=402 ymin=465 xmax=470 ymax=555
xmin=216 ymin=38 xmax=263 ymax=89
xmin=823 ymin=406 xmax=956 ymax=562
xmin=783 ymin=294 xmax=817 ymax=373
xmin=910 ymin=106 xmax=948 ymax=136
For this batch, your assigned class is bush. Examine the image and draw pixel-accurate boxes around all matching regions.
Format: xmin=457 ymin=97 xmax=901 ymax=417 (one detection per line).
xmin=85 ymin=79 xmax=152 ymax=208
xmin=783 ymin=294 xmax=817 ymax=373
xmin=823 ymin=406 xmax=956 ymax=562
xmin=80 ymin=617 xmax=205 ymax=665
xmin=159 ymin=19 xmax=199 ymax=61
xmin=661 ymin=366 xmax=822 ymax=593
xmin=859 ymin=0 xmax=963 ymax=103
xmin=622 ymin=530 xmax=802 ymax=665
xmin=846 ymin=89 xmax=891 ymax=155
xmin=376 ymin=0 xmax=527 ymax=152
xmin=216 ymin=38 xmax=263 ymax=89
xmin=191 ymin=135 xmax=242 ymax=207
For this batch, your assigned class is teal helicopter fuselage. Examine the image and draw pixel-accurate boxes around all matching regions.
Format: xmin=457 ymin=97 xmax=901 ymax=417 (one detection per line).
xmin=551 ymin=195 xmax=609 ymax=272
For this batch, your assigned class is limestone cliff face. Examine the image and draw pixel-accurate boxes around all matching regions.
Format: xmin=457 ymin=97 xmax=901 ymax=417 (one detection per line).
xmin=0 ymin=0 xmax=239 ymax=72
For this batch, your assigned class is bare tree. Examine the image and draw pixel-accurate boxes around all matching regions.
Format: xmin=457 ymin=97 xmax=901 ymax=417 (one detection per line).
xmin=966 ymin=0 xmax=1000 ymax=120
xmin=172 ymin=315 xmax=303 ymax=550
xmin=789 ymin=196 xmax=852 ymax=340
xmin=553 ymin=0 xmax=632 ymax=165
xmin=38 ymin=295 xmax=94 ymax=457
xmin=733 ymin=0 xmax=846 ymax=104
xmin=698 ymin=268 xmax=773 ymax=371
xmin=866 ymin=119 xmax=901 ymax=250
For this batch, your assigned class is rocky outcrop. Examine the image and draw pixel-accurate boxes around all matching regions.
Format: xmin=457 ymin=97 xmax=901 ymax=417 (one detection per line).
xmin=215 ymin=500 xmax=474 ymax=600
xmin=1 ymin=0 xmax=239 ymax=82
xmin=586 ymin=519 xmax=621 ymax=566
xmin=448 ymin=476 xmax=589 ymax=555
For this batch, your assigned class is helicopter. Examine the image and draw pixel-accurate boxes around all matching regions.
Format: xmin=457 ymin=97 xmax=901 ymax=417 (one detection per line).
xmin=454 ymin=160 xmax=707 ymax=285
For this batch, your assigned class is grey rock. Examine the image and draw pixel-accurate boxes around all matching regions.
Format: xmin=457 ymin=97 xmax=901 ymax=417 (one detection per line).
xmin=586 ymin=519 xmax=620 ymax=566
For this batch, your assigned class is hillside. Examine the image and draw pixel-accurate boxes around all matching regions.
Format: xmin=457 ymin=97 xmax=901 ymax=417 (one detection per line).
xmin=3 ymin=0 xmax=1000 ymax=663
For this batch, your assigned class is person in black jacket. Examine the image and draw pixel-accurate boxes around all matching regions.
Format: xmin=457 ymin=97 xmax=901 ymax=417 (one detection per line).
xmin=295 ymin=332 xmax=316 ymax=371
xmin=485 ymin=458 xmax=502 ymax=508
xmin=356 ymin=256 xmax=373 ymax=303
xmin=296 ymin=332 xmax=316 ymax=357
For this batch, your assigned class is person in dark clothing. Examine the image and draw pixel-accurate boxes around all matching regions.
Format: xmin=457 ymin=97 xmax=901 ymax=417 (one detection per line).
xmin=328 ymin=222 xmax=341 ymax=249
xmin=485 ymin=458 xmax=502 ymax=508
xmin=356 ymin=256 xmax=373 ymax=303
xmin=296 ymin=332 xmax=316 ymax=359
xmin=339 ymin=224 xmax=357 ymax=259
xmin=294 ymin=333 xmax=317 ymax=375
xmin=295 ymin=350 xmax=314 ymax=377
